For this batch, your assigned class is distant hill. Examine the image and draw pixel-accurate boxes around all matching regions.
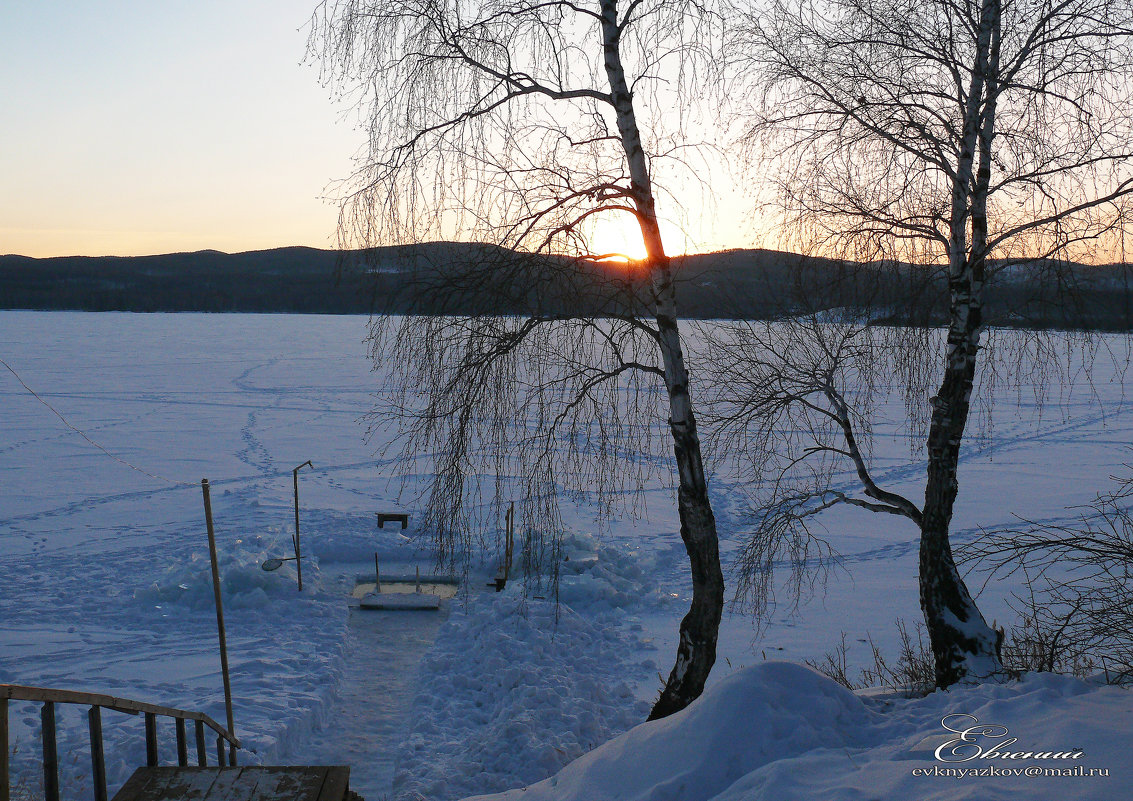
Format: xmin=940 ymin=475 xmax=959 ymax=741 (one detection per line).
xmin=2 ymin=243 xmax=1131 ymax=329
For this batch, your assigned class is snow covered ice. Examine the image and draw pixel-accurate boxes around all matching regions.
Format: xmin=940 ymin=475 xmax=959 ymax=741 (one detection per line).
xmin=2 ymin=311 xmax=1132 ymax=800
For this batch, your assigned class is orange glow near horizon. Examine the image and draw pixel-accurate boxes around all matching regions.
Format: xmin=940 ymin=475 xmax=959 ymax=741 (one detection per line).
xmin=589 ymin=213 xmax=647 ymax=262
xmin=588 ymin=210 xmax=702 ymax=263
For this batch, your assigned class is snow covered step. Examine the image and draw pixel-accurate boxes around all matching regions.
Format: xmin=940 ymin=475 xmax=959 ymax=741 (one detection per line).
xmin=352 ymin=573 xmax=460 ymax=585
xmin=358 ymin=592 xmax=442 ymax=611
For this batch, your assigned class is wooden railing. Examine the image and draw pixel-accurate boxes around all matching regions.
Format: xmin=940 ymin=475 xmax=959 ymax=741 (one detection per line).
xmin=1 ymin=685 xmax=240 ymax=801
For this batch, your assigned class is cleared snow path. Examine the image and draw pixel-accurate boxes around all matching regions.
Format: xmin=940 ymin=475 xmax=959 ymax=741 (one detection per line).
xmin=300 ymin=594 xmax=448 ymax=801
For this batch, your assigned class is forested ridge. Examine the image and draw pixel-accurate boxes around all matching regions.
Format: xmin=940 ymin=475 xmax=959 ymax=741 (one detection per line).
xmin=3 ymin=243 xmax=1130 ymax=328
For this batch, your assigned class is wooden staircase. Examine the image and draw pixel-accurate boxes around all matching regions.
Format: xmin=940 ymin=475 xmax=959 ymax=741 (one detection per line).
xmin=1 ymin=685 xmax=351 ymax=801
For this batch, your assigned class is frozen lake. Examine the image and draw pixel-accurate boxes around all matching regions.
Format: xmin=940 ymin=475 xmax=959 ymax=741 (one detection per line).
xmin=2 ymin=311 xmax=1132 ymax=799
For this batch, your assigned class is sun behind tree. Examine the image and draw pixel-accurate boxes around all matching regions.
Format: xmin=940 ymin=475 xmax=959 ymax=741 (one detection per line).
xmin=309 ymin=0 xmax=728 ymax=719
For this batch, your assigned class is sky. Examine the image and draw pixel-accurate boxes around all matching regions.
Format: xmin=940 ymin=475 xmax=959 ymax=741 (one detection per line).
xmin=1 ymin=1 xmax=754 ymax=260
xmin=1 ymin=1 xmax=361 ymax=258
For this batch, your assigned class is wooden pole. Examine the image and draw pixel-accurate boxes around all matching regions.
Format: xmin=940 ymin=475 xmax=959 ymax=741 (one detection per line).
xmin=506 ymin=502 xmax=515 ymax=579
xmin=194 ymin=720 xmax=207 ymax=767
xmin=41 ymin=702 xmax=58 ymax=801
xmin=144 ymin=712 xmax=158 ymax=766
xmin=175 ymin=717 xmax=188 ymax=767
xmin=374 ymin=553 xmax=381 ymax=593
xmin=1 ymin=697 xmax=8 ymax=801
xmin=202 ymin=479 xmax=236 ymax=748
xmin=293 ymin=471 xmax=303 ymax=592
xmin=88 ymin=707 xmax=107 ymax=801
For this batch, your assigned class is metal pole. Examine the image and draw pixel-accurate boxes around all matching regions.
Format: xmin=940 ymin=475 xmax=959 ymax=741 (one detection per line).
xmin=292 ymin=461 xmax=312 ymax=592
xmin=202 ymin=479 xmax=236 ymax=745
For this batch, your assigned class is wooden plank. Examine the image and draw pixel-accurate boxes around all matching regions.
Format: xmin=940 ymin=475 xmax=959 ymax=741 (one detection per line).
xmin=121 ymin=767 xmax=178 ymax=801
xmin=352 ymin=573 xmax=460 ymax=584
xmin=316 ymin=767 xmax=349 ymax=801
xmin=90 ymin=706 xmax=108 ymax=801
xmin=200 ymin=768 xmax=245 ymax=801
xmin=358 ymin=592 xmax=441 ymax=610
xmin=112 ymin=767 xmax=211 ymax=801
xmin=112 ymin=768 xmax=346 ymax=801
xmin=176 ymin=718 xmax=188 ymax=767
xmin=145 ymin=767 xmax=220 ymax=801
xmin=41 ymin=701 xmax=58 ymax=801
xmin=245 ymin=767 xmax=320 ymax=801
xmin=111 ymin=767 xmax=157 ymax=801
xmin=166 ymin=768 xmax=223 ymax=801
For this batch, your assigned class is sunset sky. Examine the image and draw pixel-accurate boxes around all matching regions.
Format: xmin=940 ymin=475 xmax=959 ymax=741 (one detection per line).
xmin=2 ymin=1 xmax=751 ymax=260
xmin=3 ymin=1 xmax=360 ymax=258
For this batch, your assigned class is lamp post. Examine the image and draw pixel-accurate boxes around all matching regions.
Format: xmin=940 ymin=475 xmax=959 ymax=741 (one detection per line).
xmin=292 ymin=461 xmax=313 ymax=590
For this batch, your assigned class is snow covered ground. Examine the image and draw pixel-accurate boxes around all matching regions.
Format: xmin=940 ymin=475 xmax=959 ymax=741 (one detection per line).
xmin=2 ymin=311 xmax=1131 ymax=800
xmin=465 ymin=662 xmax=1132 ymax=801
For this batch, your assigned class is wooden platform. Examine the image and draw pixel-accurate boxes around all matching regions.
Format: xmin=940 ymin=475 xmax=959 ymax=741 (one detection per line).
xmin=112 ymin=766 xmax=350 ymax=801
xmin=358 ymin=591 xmax=441 ymax=610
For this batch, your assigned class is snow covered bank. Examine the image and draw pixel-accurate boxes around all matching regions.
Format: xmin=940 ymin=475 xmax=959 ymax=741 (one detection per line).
xmin=465 ymin=662 xmax=1131 ymax=801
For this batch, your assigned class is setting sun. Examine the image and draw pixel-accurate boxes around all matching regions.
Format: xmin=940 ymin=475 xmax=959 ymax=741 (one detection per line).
xmin=587 ymin=210 xmax=698 ymax=263
xmin=589 ymin=211 xmax=648 ymax=261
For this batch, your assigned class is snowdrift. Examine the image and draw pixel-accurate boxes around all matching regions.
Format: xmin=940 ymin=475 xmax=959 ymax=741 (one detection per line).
xmin=465 ymin=662 xmax=1132 ymax=801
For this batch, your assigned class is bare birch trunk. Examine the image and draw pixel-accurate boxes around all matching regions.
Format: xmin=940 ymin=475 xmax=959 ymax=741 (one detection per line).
xmin=600 ymin=0 xmax=725 ymax=718
xmin=920 ymin=0 xmax=1005 ymax=687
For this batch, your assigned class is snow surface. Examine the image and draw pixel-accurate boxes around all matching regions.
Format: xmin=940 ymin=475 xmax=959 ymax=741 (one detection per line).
xmin=2 ymin=312 xmax=1132 ymax=800
xmin=465 ymin=662 xmax=1131 ymax=801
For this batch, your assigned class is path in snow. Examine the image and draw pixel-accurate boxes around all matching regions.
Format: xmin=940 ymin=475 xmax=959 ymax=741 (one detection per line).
xmin=298 ymin=568 xmax=451 ymax=801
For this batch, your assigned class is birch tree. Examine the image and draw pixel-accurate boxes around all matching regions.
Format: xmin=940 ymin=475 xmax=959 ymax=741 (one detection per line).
xmin=310 ymin=0 xmax=725 ymax=718
xmin=724 ymin=0 xmax=1133 ymax=686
